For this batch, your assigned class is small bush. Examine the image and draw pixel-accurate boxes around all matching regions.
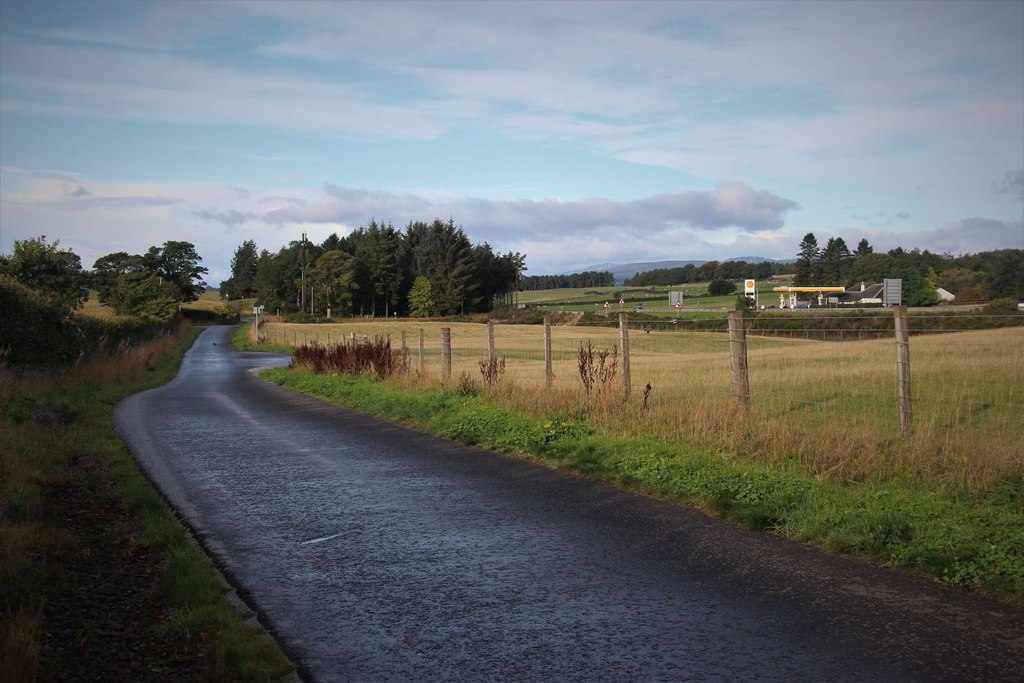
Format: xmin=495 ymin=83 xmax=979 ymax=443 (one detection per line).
xmin=290 ymin=336 xmax=401 ymax=379
xmin=577 ymin=340 xmax=618 ymax=397
xmin=479 ymin=356 xmax=506 ymax=387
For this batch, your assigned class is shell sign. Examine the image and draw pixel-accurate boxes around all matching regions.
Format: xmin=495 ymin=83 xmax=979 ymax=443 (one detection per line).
xmin=744 ymin=279 xmax=756 ymax=294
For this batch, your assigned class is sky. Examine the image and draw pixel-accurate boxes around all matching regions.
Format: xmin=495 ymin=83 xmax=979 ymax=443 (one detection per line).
xmin=1 ymin=0 xmax=1022 ymax=285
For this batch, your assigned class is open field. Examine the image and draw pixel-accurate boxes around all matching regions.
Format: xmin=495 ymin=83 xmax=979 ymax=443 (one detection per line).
xmin=78 ymin=290 xmax=232 ymax=318
xmin=255 ymin=317 xmax=1024 ymax=488
xmin=516 ymin=283 xmax=738 ymax=312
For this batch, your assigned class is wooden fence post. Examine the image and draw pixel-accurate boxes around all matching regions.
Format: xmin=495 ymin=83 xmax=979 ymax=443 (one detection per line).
xmin=441 ymin=327 xmax=452 ymax=381
xmin=544 ymin=317 xmax=553 ymax=388
xmin=487 ymin=320 xmax=495 ymax=361
xmin=894 ymin=306 xmax=913 ymax=436
xmin=619 ymin=313 xmax=631 ymax=400
xmin=400 ymin=331 xmax=407 ymax=368
xmin=418 ymin=328 xmax=424 ymax=373
xmin=728 ymin=311 xmax=750 ymax=410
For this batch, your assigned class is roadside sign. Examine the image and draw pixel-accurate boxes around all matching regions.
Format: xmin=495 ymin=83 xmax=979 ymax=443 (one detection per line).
xmin=883 ymin=278 xmax=903 ymax=306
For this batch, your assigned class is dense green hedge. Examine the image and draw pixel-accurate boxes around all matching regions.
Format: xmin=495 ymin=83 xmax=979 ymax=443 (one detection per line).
xmin=0 ymin=275 xmax=180 ymax=371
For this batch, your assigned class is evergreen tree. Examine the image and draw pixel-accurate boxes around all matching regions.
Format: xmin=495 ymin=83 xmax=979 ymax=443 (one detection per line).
xmin=855 ymin=238 xmax=874 ymax=258
xmin=794 ymin=233 xmax=820 ymax=286
xmin=351 ymin=220 xmax=404 ymax=316
xmin=986 ymin=249 xmax=1024 ymax=300
xmin=411 ymin=218 xmax=474 ymax=316
xmin=309 ymin=250 xmax=356 ymax=316
xmin=254 ymin=245 xmax=299 ymax=313
xmin=819 ymin=237 xmax=853 ymax=285
xmin=223 ymin=239 xmax=260 ymax=299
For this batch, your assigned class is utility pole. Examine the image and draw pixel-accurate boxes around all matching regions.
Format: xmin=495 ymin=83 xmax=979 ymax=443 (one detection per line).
xmin=299 ymin=231 xmax=311 ymax=314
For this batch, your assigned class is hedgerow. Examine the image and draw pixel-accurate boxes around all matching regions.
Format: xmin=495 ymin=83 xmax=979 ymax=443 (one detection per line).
xmin=579 ymin=304 xmax=1024 ymax=339
xmin=0 ymin=275 xmax=180 ymax=371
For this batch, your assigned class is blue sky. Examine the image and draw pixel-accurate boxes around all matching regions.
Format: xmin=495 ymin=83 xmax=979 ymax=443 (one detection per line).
xmin=1 ymin=0 xmax=1022 ymax=285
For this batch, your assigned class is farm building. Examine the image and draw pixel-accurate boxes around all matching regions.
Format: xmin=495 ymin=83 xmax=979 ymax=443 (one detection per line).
xmin=838 ymin=282 xmax=884 ymax=305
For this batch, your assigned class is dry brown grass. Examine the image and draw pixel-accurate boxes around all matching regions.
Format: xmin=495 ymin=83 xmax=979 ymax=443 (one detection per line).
xmin=78 ymin=290 xmax=231 ymax=319
xmin=261 ymin=320 xmax=1023 ymax=488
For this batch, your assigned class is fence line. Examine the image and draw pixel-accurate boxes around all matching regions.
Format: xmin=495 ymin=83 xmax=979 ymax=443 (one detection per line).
xmin=261 ymin=310 xmax=1024 ymax=444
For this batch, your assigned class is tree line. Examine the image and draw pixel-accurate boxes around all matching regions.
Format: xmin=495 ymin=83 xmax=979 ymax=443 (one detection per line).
xmin=623 ymin=260 xmax=788 ymax=287
xmin=1 ymin=236 xmax=206 ymax=370
xmin=0 ymin=236 xmax=208 ymax=318
xmin=793 ymin=233 xmax=1023 ymax=305
xmin=518 ymin=271 xmax=616 ymax=291
xmin=220 ymin=218 xmax=526 ymax=317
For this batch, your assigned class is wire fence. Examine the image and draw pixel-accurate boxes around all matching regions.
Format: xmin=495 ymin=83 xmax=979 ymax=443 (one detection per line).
xmin=259 ymin=310 xmax=1024 ymax=449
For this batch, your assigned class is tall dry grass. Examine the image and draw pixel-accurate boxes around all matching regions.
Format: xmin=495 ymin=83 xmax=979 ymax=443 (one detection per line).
xmin=261 ymin=319 xmax=1023 ymax=489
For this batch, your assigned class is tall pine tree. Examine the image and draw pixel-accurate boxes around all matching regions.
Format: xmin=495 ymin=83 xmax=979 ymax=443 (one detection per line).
xmin=794 ymin=232 xmax=820 ymax=286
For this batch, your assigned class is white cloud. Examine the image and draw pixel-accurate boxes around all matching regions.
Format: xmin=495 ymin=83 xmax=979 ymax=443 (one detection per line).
xmin=251 ymin=181 xmax=798 ymax=240
xmin=0 ymin=38 xmax=451 ymax=139
xmin=2 ymin=2 xmax=1021 ymax=279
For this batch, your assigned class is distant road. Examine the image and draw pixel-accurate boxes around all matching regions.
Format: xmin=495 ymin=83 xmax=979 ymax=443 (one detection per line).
xmin=115 ymin=326 xmax=1024 ymax=682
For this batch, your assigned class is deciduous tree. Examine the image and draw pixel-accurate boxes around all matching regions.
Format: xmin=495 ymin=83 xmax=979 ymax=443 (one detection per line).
xmin=1 ymin=236 xmax=88 ymax=309
xmin=407 ymin=275 xmax=435 ymax=317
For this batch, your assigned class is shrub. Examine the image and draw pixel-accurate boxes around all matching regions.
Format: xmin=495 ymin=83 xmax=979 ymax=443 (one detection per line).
xmin=985 ymin=298 xmax=1021 ymax=315
xmin=479 ymin=356 xmax=506 ymax=387
xmin=577 ymin=340 xmax=618 ymax=397
xmin=289 ymin=336 xmax=403 ymax=379
xmin=708 ymin=279 xmax=737 ymax=296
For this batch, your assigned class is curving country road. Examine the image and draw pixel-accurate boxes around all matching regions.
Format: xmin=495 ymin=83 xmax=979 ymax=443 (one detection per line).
xmin=115 ymin=326 xmax=1024 ymax=682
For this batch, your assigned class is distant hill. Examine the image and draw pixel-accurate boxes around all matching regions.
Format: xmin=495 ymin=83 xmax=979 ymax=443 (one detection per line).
xmin=580 ymin=257 xmax=791 ymax=285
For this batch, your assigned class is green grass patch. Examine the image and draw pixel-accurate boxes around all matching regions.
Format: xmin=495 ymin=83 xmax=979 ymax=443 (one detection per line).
xmin=232 ymin=322 xmax=293 ymax=354
xmin=261 ymin=366 xmax=1024 ymax=604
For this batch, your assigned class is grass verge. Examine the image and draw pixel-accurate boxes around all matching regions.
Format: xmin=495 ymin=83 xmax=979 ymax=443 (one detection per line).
xmin=258 ymin=364 xmax=1024 ymax=606
xmin=1 ymin=325 xmax=295 ymax=682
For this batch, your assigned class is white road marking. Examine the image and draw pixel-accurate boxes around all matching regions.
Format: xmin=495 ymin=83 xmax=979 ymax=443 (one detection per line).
xmin=302 ymin=533 xmax=342 ymax=545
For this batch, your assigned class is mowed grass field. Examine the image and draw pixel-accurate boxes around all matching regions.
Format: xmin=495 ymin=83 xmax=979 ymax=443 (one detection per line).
xmin=514 ymin=278 xmax=797 ymax=313
xmin=256 ymin=318 xmax=1023 ymax=489
xmin=516 ymin=284 xmax=737 ymax=312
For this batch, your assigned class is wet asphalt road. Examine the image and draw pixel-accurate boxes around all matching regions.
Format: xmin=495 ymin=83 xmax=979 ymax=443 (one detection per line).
xmin=114 ymin=326 xmax=1024 ymax=682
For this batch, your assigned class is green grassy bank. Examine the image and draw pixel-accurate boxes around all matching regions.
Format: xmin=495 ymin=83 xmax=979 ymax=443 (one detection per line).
xmin=1 ymin=326 xmax=294 ymax=682
xmin=258 ymin=362 xmax=1024 ymax=606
